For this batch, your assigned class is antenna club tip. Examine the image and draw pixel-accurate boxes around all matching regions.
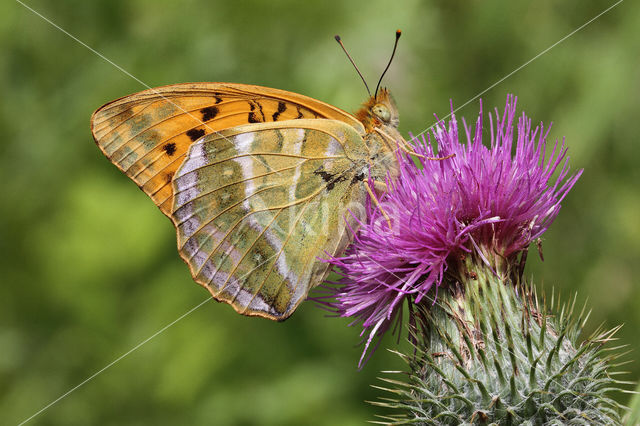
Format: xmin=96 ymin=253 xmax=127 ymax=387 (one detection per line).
xmin=334 ymin=35 xmax=341 ymax=41
xmin=396 ymin=29 xmax=402 ymax=37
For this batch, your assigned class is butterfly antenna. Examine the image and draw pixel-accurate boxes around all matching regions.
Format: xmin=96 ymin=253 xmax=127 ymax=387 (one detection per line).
xmin=335 ymin=35 xmax=371 ymax=97
xmin=374 ymin=30 xmax=402 ymax=99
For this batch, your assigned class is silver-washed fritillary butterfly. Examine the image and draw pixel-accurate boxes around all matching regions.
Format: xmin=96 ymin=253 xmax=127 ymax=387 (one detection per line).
xmin=90 ymin=32 xmax=411 ymax=320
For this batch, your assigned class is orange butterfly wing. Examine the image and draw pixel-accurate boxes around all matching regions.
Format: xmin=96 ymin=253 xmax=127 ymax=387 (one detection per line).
xmin=90 ymin=83 xmax=365 ymax=216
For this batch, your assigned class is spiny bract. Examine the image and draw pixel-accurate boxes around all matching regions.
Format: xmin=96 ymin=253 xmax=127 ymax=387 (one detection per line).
xmin=373 ymin=260 xmax=626 ymax=425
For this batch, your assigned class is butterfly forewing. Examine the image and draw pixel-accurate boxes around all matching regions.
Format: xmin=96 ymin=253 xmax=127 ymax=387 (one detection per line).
xmin=171 ymin=119 xmax=368 ymax=319
xmin=91 ymin=83 xmax=365 ymax=216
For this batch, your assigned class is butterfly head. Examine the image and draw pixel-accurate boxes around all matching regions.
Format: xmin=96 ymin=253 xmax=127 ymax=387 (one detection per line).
xmin=356 ymin=88 xmax=399 ymax=132
xmin=335 ymin=30 xmax=402 ymax=133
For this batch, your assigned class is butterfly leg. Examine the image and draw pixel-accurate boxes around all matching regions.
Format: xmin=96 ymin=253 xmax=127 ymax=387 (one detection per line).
xmin=365 ymin=181 xmax=392 ymax=229
xmin=373 ymin=128 xmax=455 ymax=161
xmin=395 ymin=137 xmax=454 ymax=161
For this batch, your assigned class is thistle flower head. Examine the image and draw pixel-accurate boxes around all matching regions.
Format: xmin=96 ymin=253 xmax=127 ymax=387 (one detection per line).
xmin=322 ymin=95 xmax=582 ymax=366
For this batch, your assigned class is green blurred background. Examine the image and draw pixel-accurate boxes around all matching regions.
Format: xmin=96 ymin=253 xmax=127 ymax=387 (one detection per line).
xmin=2 ymin=0 xmax=639 ymax=424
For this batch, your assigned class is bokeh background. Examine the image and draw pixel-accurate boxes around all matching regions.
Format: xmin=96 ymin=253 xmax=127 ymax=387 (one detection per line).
xmin=2 ymin=0 xmax=639 ymax=424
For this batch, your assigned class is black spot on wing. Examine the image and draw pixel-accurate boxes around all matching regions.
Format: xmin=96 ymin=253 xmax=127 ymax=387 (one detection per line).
xmin=163 ymin=143 xmax=177 ymax=156
xmin=272 ymin=102 xmax=287 ymax=121
xmin=295 ymin=106 xmax=304 ymax=119
xmin=351 ymin=171 xmax=366 ymax=184
xmin=186 ymin=128 xmax=206 ymax=141
xmin=314 ymin=167 xmax=347 ymax=191
xmin=165 ymin=171 xmax=174 ymax=184
xmin=248 ymin=101 xmax=266 ymax=123
xmin=248 ymin=102 xmax=260 ymax=123
xmin=213 ymin=94 xmax=223 ymax=104
xmin=201 ymin=106 xmax=219 ymax=121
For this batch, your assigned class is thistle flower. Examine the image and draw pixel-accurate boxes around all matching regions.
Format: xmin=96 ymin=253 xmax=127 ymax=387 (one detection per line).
xmin=323 ymin=95 xmax=582 ymax=365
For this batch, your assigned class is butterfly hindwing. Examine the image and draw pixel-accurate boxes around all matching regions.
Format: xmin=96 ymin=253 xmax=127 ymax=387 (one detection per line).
xmin=91 ymin=83 xmax=365 ymax=216
xmin=171 ymin=119 xmax=369 ymax=319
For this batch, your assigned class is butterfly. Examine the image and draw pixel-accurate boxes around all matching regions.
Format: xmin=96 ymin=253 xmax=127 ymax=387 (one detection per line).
xmin=90 ymin=31 xmax=414 ymax=321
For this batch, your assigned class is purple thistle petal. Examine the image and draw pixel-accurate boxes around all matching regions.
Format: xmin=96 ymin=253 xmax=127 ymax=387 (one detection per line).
xmin=316 ymin=95 xmax=582 ymax=367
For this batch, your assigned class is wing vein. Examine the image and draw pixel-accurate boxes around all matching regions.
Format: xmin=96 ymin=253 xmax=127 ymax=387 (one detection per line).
xmin=220 ymin=209 xmax=284 ymax=295
xmin=162 ymin=162 xmax=303 ymax=198
xmin=178 ymin=184 xmax=281 ymax=252
xmin=241 ymin=197 xmax=313 ymax=313
xmin=97 ymin=98 xmax=248 ymax=145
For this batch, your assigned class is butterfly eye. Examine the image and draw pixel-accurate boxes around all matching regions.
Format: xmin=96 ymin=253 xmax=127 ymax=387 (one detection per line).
xmin=372 ymin=104 xmax=391 ymax=122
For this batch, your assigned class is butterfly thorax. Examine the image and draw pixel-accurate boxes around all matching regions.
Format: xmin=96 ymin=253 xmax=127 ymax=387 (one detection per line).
xmin=356 ymin=88 xmax=403 ymax=182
